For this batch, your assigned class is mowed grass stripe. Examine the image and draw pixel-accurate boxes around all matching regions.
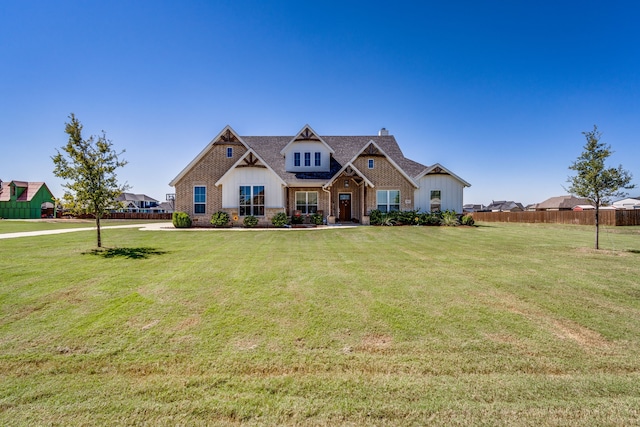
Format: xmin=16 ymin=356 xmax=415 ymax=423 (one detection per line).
xmin=1 ymin=222 xmax=639 ymax=425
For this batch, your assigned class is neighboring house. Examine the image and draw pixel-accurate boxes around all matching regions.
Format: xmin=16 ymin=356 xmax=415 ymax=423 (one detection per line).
xmin=0 ymin=180 xmax=55 ymax=219
xmin=463 ymin=203 xmax=486 ymax=213
xmin=158 ymin=201 xmax=174 ymax=214
xmin=485 ymin=200 xmax=524 ymax=212
xmin=169 ymin=125 xmax=470 ymax=225
xmin=114 ymin=193 xmax=163 ymax=213
xmin=533 ymin=195 xmax=593 ymax=211
xmin=612 ymin=198 xmax=640 ymax=210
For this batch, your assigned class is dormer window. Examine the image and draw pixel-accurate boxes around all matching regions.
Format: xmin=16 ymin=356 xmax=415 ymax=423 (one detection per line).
xmin=304 ymin=152 xmax=311 ymax=167
xmin=315 ymin=152 xmax=321 ymax=166
xmin=294 ymin=152 xmax=301 ymax=167
xmin=226 ymin=147 xmax=233 ymax=158
xmin=368 ymin=159 xmax=374 ymax=169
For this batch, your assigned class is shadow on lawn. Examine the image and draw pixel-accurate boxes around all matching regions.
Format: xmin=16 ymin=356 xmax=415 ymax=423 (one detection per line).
xmin=627 ymin=249 xmax=640 ymax=254
xmin=83 ymin=247 xmax=168 ymax=259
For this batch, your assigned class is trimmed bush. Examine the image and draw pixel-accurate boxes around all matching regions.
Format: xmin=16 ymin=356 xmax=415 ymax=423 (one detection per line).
xmin=291 ymin=214 xmax=304 ymax=224
xmin=369 ymin=209 xmax=383 ymax=226
xmin=310 ymin=213 xmax=324 ymax=225
xmin=243 ymin=215 xmax=259 ymax=227
xmin=172 ymin=211 xmax=192 ymax=228
xmin=210 ymin=211 xmax=230 ymax=227
xmin=271 ymin=212 xmax=288 ymax=227
xmin=461 ymin=214 xmax=475 ymax=226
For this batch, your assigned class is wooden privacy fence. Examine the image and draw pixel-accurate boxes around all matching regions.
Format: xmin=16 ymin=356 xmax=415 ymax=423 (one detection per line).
xmin=469 ymin=210 xmax=640 ymax=226
xmin=75 ymin=213 xmax=173 ymax=220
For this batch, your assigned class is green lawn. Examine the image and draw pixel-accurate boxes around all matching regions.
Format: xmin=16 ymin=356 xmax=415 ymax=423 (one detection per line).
xmin=1 ymin=222 xmax=639 ymax=425
xmin=0 ymin=219 xmax=167 ymax=233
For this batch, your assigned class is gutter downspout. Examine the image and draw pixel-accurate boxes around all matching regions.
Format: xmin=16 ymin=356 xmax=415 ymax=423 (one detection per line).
xmin=322 ymin=186 xmax=332 ymax=223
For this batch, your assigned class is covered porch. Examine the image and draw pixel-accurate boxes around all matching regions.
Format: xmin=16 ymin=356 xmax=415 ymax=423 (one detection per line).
xmin=323 ymin=165 xmax=373 ymax=225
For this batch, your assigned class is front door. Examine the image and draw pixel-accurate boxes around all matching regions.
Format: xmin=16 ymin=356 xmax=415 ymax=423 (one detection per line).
xmin=339 ymin=193 xmax=351 ymax=222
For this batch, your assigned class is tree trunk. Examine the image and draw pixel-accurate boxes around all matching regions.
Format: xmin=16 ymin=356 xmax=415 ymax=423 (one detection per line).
xmin=594 ymin=207 xmax=599 ymax=250
xmin=96 ymin=214 xmax=102 ymax=248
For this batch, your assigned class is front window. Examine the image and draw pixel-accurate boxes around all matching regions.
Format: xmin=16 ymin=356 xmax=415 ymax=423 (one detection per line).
xmin=377 ymin=190 xmax=400 ymax=213
xmin=294 ymin=152 xmax=301 ymax=167
xmin=314 ymin=152 xmax=321 ymax=166
xmin=239 ymin=185 xmax=265 ymax=216
xmin=295 ymin=191 xmax=318 ymax=214
xmin=430 ymin=190 xmax=441 ymax=212
xmin=194 ymin=186 xmax=206 ymax=214
xmin=304 ymin=152 xmax=311 ymax=166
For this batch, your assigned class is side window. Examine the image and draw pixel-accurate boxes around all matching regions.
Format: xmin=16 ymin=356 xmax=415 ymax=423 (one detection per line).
xmin=194 ymin=186 xmax=206 ymax=214
xmin=430 ymin=190 xmax=441 ymax=212
xmin=314 ymin=152 xmax=321 ymax=166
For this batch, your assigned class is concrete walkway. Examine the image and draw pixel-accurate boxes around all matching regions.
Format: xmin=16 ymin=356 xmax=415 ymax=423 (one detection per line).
xmin=0 ymin=221 xmax=358 ymax=239
xmin=0 ymin=222 xmax=173 ymax=240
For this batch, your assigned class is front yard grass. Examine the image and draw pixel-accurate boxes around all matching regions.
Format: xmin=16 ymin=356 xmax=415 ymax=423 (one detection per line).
xmin=1 ymin=222 xmax=639 ymax=425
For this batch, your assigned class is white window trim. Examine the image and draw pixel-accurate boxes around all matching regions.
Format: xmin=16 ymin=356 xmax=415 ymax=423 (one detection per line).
xmin=194 ymin=185 xmax=206 ymax=214
xmin=239 ymin=185 xmax=265 ymax=217
xmin=430 ymin=190 xmax=442 ymax=212
xmin=376 ymin=189 xmax=400 ymax=212
xmin=295 ymin=191 xmax=319 ymax=214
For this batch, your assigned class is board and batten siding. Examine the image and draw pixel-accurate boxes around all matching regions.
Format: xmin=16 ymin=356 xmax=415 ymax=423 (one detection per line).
xmin=282 ymin=141 xmax=331 ymax=172
xmin=218 ymin=167 xmax=285 ymax=209
xmin=415 ymin=174 xmax=464 ymax=213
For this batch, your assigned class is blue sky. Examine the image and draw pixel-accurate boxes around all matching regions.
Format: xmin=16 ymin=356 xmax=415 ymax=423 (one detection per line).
xmin=1 ymin=1 xmax=638 ymax=207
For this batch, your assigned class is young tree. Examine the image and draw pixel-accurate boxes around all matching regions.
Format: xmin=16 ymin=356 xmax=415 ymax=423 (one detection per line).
xmin=52 ymin=114 xmax=129 ymax=248
xmin=567 ymin=125 xmax=635 ymax=249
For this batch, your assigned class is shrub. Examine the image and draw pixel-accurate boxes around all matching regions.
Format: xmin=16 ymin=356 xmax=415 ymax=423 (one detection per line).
xmin=210 ymin=211 xmax=230 ymax=227
xmin=461 ymin=214 xmax=475 ymax=226
xmin=172 ymin=211 xmax=192 ymax=228
xmin=291 ymin=213 xmax=304 ymax=224
xmin=369 ymin=209 xmax=383 ymax=225
xmin=439 ymin=210 xmax=460 ymax=226
xmin=380 ymin=213 xmax=397 ymax=226
xmin=310 ymin=212 xmax=324 ymax=225
xmin=271 ymin=212 xmax=288 ymax=227
xmin=243 ymin=215 xmax=259 ymax=227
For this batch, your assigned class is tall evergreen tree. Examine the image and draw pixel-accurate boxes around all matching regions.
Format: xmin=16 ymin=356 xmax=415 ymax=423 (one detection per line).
xmin=52 ymin=114 xmax=129 ymax=247
xmin=567 ymin=125 xmax=634 ymax=249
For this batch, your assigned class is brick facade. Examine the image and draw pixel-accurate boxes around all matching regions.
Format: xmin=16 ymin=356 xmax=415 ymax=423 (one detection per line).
xmin=353 ymin=155 xmax=416 ymax=214
xmin=174 ymin=142 xmax=247 ymax=225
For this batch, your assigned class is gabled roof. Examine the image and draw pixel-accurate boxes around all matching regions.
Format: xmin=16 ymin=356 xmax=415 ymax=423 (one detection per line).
xmin=415 ymin=163 xmax=471 ymax=187
xmin=215 ymin=148 xmax=286 ymax=187
xmin=486 ymin=200 xmax=525 ymax=211
xmin=323 ymin=162 xmax=374 ymax=189
xmin=280 ymin=124 xmax=334 ymax=155
xmin=345 ymin=140 xmax=418 ymax=188
xmin=169 ymin=125 xmax=248 ymax=186
xmin=117 ymin=192 xmax=159 ymax=203
xmin=169 ymin=126 xmax=441 ymax=188
xmin=0 ymin=181 xmax=52 ymax=202
xmin=534 ymin=195 xmax=593 ymax=210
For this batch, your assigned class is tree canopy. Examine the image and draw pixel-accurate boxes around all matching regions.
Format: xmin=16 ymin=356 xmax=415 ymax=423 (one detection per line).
xmin=52 ymin=114 xmax=129 ymax=247
xmin=567 ymin=125 xmax=634 ymax=249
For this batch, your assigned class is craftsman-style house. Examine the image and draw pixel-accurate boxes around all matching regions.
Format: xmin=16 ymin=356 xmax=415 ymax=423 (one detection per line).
xmin=169 ymin=125 xmax=470 ymax=226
